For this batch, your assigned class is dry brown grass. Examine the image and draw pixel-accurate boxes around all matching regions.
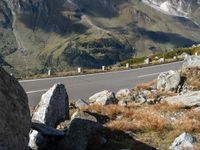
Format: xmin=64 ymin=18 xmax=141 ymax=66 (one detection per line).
xmin=84 ymin=104 xmax=172 ymax=132
xmin=83 ymin=103 xmax=200 ymax=149
xmin=181 ymin=67 xmax=200 ymax=90
xmin=154 ymin=102 xmax=184 ymax=113
xmin=136 ymin=80 xmax=157 ymax=90
xmin=174 ymin=110 xmax=200 ymax=132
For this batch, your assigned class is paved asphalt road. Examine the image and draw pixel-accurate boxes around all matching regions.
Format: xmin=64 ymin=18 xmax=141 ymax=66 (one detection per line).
xmin=19 ymin=61 xmax=183 ymax=107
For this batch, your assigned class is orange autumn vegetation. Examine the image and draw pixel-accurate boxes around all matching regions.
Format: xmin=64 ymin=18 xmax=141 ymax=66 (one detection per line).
xmin=83 ymin=102 xmax=200 ymax=133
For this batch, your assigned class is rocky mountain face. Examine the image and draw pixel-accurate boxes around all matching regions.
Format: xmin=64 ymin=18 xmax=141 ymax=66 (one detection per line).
xmin=0 ymin=0 xmax=200 ymax=76
xmin=142 ymin=0 xmax=200 ymax=24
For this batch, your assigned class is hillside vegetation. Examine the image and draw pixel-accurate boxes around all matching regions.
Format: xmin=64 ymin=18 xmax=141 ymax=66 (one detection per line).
xmin=0 ymin=0 xmax=199 ymax=76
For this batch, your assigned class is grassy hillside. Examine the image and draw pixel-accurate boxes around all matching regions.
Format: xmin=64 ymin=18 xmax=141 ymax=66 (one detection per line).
xmin=0 ymin=0 xmax=199 ymax=76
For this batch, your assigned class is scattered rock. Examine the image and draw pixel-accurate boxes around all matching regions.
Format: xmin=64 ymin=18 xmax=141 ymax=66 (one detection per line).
xmin=31 ymin=122 xmax=65 ymax=137
xmin=193 ymin=107 xmax=200 ymax=112
xmin=165 ymin=91 xmax=200 ymax=107
xmin=132 ymin=92 xmax=147 ymax=104
xmin=89 ymin=90 xmax=118 ymax=105
xmin=157 ymin=70 xmax=181 ymax=92
xmin=116 ymin=89 xmax=131 ymax=100
xmin=32 ymin=83 xmax=69 ymax=126
xmin=182 ymin=56 xmax=200 ymax=69
xmin=169 ymin=132 xmax=196 ymax=150
xmin=75 ymin=99 xmax=88 ymax=109
xmin=29 ymin=83 xmax=69 ymax=149
xmin=71 ymin=111 xmax=97 ymax=122
xmin=58 ymin=111 xmax=102 ymax=150
xmin=118 ymin=100 xmax=128 ymax=106
xmin=0 ymin=68 xmax=31 ymax=150
xmin=178 ymin=52 xmax=190 ymax=59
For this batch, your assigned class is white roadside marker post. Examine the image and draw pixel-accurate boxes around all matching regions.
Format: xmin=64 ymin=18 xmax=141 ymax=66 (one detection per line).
xmin=78 ymin=67 xmax=82 ymax=73
xmin=195 ymin=52 xmax=198 ymax=56
xmin=126 ymin=63 xmax=130 ymax=69
xmin=102 ymin=66 xmax=105 ymax=71
xmin=48 ymin=69 xmax=51 ymax=76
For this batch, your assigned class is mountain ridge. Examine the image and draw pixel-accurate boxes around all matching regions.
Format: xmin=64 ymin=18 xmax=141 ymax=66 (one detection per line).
xmin=0 ymin=0 xmax=199 ymax=76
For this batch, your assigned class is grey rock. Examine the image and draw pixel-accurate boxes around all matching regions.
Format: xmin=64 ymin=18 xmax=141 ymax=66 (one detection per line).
xmin=178 ymin=52 xmax=190 ymax=59
xmin=31 ymin=122 xmax=65 ymax=137
xmin=89 ymin=90 xmax=118 ymax=105
xmin=71 ymin=111 xmax=97 ymax=122
xmin=29 ymin=83 xmax=69 ymax=149
xmin=182 ymin=56 xmax=200 ymax=69
xmin=58 ymin=111 xmax=102 ymax=150
xmin=194 ymin=107 xmax=200 ymax=112
xmin=165 ymin=91 xmax=200 ymax=107
xmin=75 ymin=99 xmax=88 ymax=109
xmin=118 ymin=100 xmax=128 ymax=106
xmin=133 ymin=92 xmax=147 ymax=104
xmin=169 ymin=132 xmax=196 ymax=150
xmin=32 ymin=83 xmax=69 ymax=126
xmin=0 ymin=68 xmax=31 ymax=150
xmin=116 ymin=89 xmax=131 ymax=100
xmin=157 ymin=70 xmax=181 ymax=92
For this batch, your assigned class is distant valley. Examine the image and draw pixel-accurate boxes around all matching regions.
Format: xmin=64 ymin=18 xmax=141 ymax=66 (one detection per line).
xmin=0 ymin=0 xmax=199 ymax=76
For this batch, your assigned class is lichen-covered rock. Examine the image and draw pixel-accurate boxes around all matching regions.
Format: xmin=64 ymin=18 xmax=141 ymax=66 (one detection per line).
xmin=29 ymin=83 xmax=69 ymax=149
xmin=32 ymin=83 xmax=69 ymax=126
xmin=157 ymin=70 xmax=181 ymax=92
xmin=169 ymin=132 xmax=196 ymax=150
xmin=116 ymin=89 xmax=131 ymax=100
xmin=0 ymin=68 xmax=31 ymax=150
xmin=89 ymin=90 xmax=118 ymax=105
xmin=165 ymin=91 xmax=200 ymax=107
xmin=75 ymin=99 xmax=88 ymax=109
xmin=182 ymin=56 xmax=200 ymax=69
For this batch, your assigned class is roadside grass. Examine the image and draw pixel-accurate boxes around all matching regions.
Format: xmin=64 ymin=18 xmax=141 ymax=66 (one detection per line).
xmin=181 ymin=67 xmax=200 ymax=90
xmin=83 ymin=103 xmax=200 ymax=149
xmin=135 ymin=79 xmax=157 ymax=90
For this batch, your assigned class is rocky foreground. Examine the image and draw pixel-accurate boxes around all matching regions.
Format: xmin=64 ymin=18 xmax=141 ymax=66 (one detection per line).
xmin=0 ymin=56 xmax=200 ymax=150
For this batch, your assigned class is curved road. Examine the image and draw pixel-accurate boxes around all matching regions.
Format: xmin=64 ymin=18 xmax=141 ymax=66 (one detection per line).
xmin=20 ymin=61 xmax=183 ymax=107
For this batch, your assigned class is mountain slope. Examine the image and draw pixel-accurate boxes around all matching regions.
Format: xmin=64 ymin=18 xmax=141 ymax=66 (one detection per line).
xmin=0 ymin=0 xmax=200 ymax=76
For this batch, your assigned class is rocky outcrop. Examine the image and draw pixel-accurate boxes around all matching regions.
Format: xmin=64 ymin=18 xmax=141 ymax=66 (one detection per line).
xmin=116 ymin=89 xmax=131 ymax=100
xmin=89 ymin=90 xmax=118 ymax=105
xmin=58 ymin=111 xmax=102 ymax=150
xmin=29 ymin=83 xmax=69 ymax=149
xmin=165 ymin=91 xmax=200 ymax=107
xmin=157 ymin=70 xmax=181 ymax=92
xmin=0 ymin=67 xmax=31 ymax=150
xmin=182 ymin=56 xmax=200 ymax=69
xmin=75 ymin=99 xmax=88 ymax=109
xmin=169 ymin=132 xmax=196 ymax=150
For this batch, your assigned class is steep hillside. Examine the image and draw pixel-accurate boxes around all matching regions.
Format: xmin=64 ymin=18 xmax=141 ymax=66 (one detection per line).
xmin=0 ymin=0 xmax=200 ymax=76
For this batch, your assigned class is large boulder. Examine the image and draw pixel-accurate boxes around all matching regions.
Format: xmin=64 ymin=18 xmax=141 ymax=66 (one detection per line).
xmin=29 ymin=83 xmax=69 ymax=149
xmin=58 ymin=111 xmax=103 ymax=150
xmin=182 ymin=56 xmax=200 ymax=69
xmin=89 ymin=90 xmax=118 ymax=105
xmin=165 ymin=91 xmax=200 ymax=107
xmin=169 ymin=132 xmax=196 ymax=150
xmin=0 ymin=68 xmax=31 ymax=150
xmin=157 ymin=70 xmax=181 ymax=92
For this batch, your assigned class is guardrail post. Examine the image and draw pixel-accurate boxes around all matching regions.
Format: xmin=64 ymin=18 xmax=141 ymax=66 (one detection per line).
xmin=102 ymin=66 xmax=105 ymax=71
xmin=78 ymin=67 xmax=82 ymax=73
xmin=126 ymin=63 xmax=130 ymax=68
xmin=48 ymin=69 xmax=51 ymax=76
